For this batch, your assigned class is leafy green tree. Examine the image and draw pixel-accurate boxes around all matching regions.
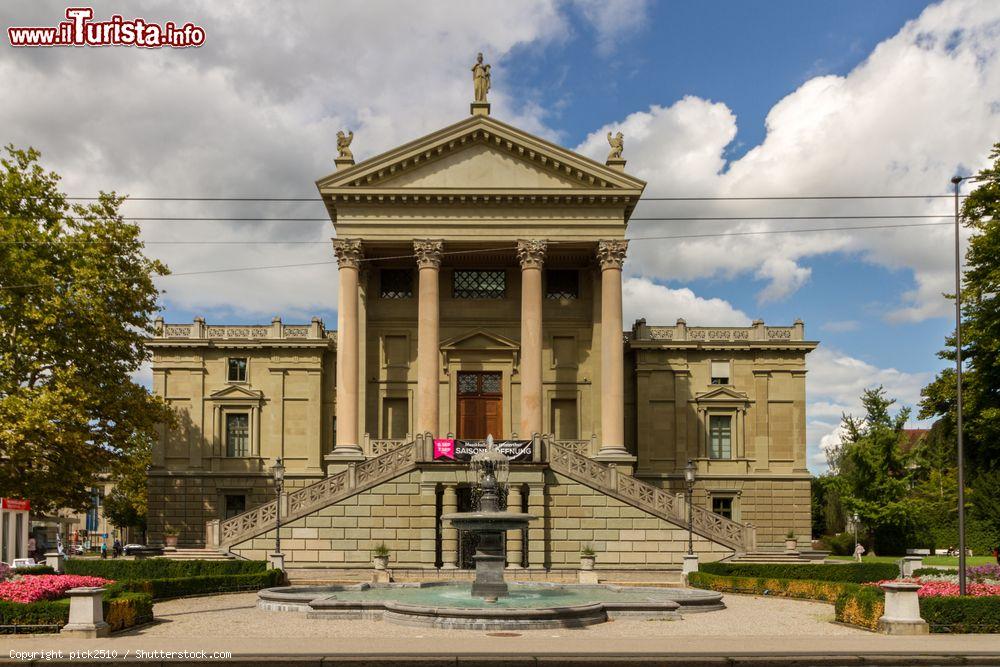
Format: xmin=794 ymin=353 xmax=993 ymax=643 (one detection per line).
xmin=837 ymin=386 xmax=916 ymax=554
xmin=0 ymin=145 xmax=170 ymax=514
xmin=920 ymin=142 xmax=1000 ymax=473
xmin=102 ymin=435 xmax=151 ymax=534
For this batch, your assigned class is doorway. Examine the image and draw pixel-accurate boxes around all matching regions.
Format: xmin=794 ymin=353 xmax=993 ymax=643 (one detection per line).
xmin=456 ymin=371 xmax=502 ymax=439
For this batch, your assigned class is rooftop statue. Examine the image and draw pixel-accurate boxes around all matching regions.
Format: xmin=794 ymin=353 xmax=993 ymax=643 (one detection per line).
xmin=607 ymin=131 xmax=624 ymax=160
xmin=336 ymin=130 xmax=354 ymax=160
xmin=472 ymin=52 xmax=491 ymax=103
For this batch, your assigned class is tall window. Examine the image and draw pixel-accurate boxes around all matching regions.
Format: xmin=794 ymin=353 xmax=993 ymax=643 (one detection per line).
xmin=712 ymin=496 xmax=734 ymax=520
xmin=226 ymin=413 xmax=250 ymax=457
xmin=227 ymin=357 xmax=247 ymax=383
xmin=545 ymin=269 xmax=578 ymax=300
xmin=380 ymin=269 xmax=413 ymax=299
xmin=710 ymin=360 xmax=730 ymax=385
xmin=709 ymin=415 xmax=732 ymax=459
xmin=453 ymin=269 xmax=505 ymax=299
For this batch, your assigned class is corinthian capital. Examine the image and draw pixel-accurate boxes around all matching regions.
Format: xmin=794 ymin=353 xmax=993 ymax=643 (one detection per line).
xmin=596 ymin=239 xmax=628 ymax=270
xmin=516 ymin=239 xmax=547 ymax=270
xmin=413 ymin=239 xmax=444 ymax=269
xmin=332 ymin=238 xmax=364 ymax=269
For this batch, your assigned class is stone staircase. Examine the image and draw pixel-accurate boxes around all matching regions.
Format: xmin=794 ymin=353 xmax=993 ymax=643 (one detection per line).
xmin=208 ymin=435 xmax=756 ymax=557
xmin=727 ymin=550 xmax=811 ymax=564
xmin=160 ymin=547 xmax=235 ymax=561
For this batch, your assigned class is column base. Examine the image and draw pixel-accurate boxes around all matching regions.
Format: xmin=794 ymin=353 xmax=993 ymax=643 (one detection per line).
xmin=440 ymin=562 xmax=458 ymax=570
xmin=593 ymin=449 xmax=637 ymax=464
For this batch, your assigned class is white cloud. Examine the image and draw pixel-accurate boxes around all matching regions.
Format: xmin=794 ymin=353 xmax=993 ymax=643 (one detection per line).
xmin=805 ymin=346 xmax=934 ymax=472
xmin=622 ymin=277 xmax=751 ymax=327
xmin=571 ymin=0 xmax=652 ymax=56
xmin=576 ymin=0 xmax=1000 ymax=319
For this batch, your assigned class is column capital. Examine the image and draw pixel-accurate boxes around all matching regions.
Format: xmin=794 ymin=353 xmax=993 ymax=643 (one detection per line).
xmin=413 ymin=239 xmax=444 ymax=269
xmin=332 ymin=238 xmax=364 ymax=269
xmin=516 ymin=239 xmax=548 ymax=270
xmin=596 ymin=239 xmax=628 ymax=270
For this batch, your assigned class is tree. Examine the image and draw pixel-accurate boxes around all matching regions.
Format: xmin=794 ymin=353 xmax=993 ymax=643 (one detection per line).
xmin=837 ymin=386 xmax=916 ymax=554
xmin=102 ymin=435 xmax=151 ymax=535
xmin=920 ymin=142 xmax=1000 ymax=473
xmin=0 ymin=145 xmax=171 ymax=514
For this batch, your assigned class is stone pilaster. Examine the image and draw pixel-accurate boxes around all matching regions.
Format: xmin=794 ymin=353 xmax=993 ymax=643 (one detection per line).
xmin=526 ymin=483 xmax=545 ymax=568
xmin=517 ymin=239 xmax=547 ymax=438
xmin=506 ymin=485 xmax=524 ymax=568
xmin=441 ymin=484 xmax=458 ymax=569
xmin=594 ymin=240 xmax=632 ymax=461
xmin=414 ymin=240 xmax=443 ymax=437
xmin=331 ymin=238 xmax=364 ymax=457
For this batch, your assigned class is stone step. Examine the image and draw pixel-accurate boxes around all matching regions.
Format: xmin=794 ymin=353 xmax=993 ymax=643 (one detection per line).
xmin=160 ymin=548 xmax=234 ymax=561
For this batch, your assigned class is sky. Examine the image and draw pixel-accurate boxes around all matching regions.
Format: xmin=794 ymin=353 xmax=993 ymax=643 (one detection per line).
xmin=2 ymin=0 xmax=998 ymax=473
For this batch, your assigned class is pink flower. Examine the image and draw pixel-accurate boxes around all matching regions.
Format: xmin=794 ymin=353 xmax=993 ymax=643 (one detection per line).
xmin=0 ymin=575 xmax=113 ymax=603
xmin=866 ymin=578 xmax=1000 ymax=598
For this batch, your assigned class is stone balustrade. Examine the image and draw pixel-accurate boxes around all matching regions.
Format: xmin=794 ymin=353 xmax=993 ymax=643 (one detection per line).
xmin=631 ymin=318 xmax=806 ymax=343
xmin=153 ymin=316 xmax=334 ymax=341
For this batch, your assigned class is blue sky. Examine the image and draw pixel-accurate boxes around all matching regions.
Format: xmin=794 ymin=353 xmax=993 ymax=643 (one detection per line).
xmin=3 ymin=0 xmax=997 ymax=471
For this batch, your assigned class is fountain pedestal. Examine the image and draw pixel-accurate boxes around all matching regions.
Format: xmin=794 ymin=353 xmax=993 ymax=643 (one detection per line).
xmin=471 ymin=531 xmax=508 ymax=598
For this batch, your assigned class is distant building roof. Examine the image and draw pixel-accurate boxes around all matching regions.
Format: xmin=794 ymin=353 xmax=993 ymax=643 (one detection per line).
xmin=900 ymin=428 xmax=930 ymax=454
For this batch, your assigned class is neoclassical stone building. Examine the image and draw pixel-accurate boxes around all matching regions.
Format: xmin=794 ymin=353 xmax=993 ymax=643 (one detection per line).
xmin=148 ymin=84 xmax=816 ymax=573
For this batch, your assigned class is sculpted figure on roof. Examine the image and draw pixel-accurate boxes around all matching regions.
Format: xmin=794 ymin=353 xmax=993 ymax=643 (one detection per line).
xmin=472 ymin=52 xmax=491 ymax=103
xmin=336 ymin=130 xmax=354 ymax=160
xmin=607 ymin=131 xmax=624 ymax=161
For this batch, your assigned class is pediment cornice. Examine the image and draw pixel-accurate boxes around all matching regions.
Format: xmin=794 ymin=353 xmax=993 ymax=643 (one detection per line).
xmin=440 ymin=328 xmax=520 ymax=352
xmin=694 ymin=386 xmax=751 ymax=403
xmin=207 ymin=384 xmax=264 ymax=401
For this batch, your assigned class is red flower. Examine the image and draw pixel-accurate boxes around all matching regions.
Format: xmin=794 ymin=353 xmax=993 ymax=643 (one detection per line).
xmin=0 ymin=575 xmax=113 ymax=603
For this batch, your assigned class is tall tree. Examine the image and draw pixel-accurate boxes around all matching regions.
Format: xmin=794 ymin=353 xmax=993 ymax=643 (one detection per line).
xmin=920 ymin=142 xmax=1000 ymax=472
xmin=0 ymin=145 xmax=171 ymax=514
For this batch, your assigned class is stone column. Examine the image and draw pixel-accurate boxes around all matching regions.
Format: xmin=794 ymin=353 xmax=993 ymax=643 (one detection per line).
xmin=61 ymin=587 xmax=109 ymax=638
xmin=415 ymin=240 xmax=443 ymax=436
xmin=506 ymin=485 xmax=524 ymax=569
xmin=878 ymin=581 xmax=929 ymax=634
xmin=441 ymin=484 xmax=458 ymax=569
xmin=517 ymin=240 xmax=547 ymax=438
xmin=332 ymin=238 xmax=364 ymax=456
xmin=595 ymin=240 xmax=630 ymax=458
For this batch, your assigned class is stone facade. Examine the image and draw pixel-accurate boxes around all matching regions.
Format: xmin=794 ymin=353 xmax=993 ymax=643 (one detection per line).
xmin=147 ymin=106 xmax=817 ymax=566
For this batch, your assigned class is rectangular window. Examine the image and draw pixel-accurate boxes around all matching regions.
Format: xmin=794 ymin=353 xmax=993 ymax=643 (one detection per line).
xmin=380 ymin=269 xmax=413 ymax=299
xmin=227 ymin=357 xmax=247 ymax=383
xmin=545 ymin=269 xmax=579 ymax=300
xmin=709 ymin=415 xmax=732 ymax=459
xmin=225 ymin=413 xmax=250 ymax=457
xmin=453 ymin=269 xmax=505 ymax=299
xmin=224 ymin=494 xmax=246 ymax=519
xmin=712 ymin=496 xmax=734 ymax=520
xmin=550 ymin=398 xmax=579 ymax=440
xmin=710 ymin=360 xmax=730 ymax=385
xmin=382 ymin=397 xmax=409 ymax=439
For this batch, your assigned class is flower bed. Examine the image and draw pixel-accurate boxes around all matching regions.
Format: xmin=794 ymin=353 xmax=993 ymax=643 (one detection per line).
xmin=869 ymin=577 xmax=1000 ymax=598
xmin=0 ymin=575 xmax=112 ymax=603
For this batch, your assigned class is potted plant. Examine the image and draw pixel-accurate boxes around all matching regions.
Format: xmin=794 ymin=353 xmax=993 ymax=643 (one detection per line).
xmin=580 ymin=545 xmax=596 ymax=571
xmin=372 ymin=543 xmax=390 ymax=570
xmin=785 ymin=530 xmax=798 ymax=553
xmin=163 ymin=526 xmax=180 ymax=549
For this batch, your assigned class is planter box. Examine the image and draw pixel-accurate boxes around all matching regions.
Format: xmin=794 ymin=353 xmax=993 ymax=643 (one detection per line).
xmin=580 ymin=555 xmax=596 ymax=571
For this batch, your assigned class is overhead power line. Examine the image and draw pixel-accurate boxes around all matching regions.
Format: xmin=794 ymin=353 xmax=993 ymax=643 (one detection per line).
xmin=34 ymin=193 xmax=969 ymax=202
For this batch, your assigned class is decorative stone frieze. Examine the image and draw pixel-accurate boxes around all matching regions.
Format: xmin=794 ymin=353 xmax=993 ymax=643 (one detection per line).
xmin=332 ymin=238 xmax=364 ymax=269
xmin=516 ymin=239 xmax=547 ymax=269
xmin=596 ymin=239 xmax=628 ymax=270
xmin=413 ymin=239 xmax=444 ymax=269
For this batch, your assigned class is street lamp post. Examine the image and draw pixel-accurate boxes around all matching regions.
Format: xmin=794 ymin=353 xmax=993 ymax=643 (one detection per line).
xmin=951 ymin=175 xmax=975 ymax=596
xmin=684 ymin=460 xmax=697 ymax=555
xmin=852 ymin=512 xmax=859 ymax=555
xmin=271 ymin=458 xmax=285 ymax=570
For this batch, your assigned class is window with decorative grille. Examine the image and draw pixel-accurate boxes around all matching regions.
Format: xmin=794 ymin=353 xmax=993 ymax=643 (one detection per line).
xmin=380 ymin=269 xmax=413 ymax=299
xmin=545 ymin=269 xmax=579 ymax=299
xmin=709 ymin=415 xmax=732 ymax=459
xmin=452 ymin=269 xmax=505 ymax=299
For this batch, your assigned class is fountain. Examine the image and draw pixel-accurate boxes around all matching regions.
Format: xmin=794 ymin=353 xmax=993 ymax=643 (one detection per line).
xmin=257 ymin=434 xmax=725 ymax=629
xmin=440 ymin=435 xmax=534 ymax=600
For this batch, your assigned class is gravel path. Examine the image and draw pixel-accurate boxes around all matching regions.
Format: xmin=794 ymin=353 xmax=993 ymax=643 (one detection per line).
xmin=131 ymin=592 xmax=866 ymax=639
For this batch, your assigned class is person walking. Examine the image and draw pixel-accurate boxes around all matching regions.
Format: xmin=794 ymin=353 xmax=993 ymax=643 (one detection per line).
xmin=100 ymin=543 xmax=108 ymax=559
xmin=112 ymin=539 xmax=122 ymax=558
xmin=853 ymin=542 xmax=866 ymax=562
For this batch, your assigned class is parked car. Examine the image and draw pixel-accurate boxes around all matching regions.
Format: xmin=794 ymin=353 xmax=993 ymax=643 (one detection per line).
xmin=122 ymin=543 xmax=148 ymax=556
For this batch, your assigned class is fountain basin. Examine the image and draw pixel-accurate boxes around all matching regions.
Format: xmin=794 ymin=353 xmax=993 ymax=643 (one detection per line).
xmin=259 ymin=582 xmax=723 ymax=630
xmin=440 ymin=511 xmax=535 ymax=532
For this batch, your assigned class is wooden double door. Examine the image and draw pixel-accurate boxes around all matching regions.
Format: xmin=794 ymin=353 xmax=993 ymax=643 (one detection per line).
xmin=456 ymin=371 xmax=502 ymax=440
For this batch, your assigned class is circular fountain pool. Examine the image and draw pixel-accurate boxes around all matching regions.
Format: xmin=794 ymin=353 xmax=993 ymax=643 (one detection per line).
xmin=259 ymin=582 xmax=724 ymax=630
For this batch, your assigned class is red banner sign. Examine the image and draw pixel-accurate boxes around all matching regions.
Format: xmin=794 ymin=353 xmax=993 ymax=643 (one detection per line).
xmin=1 ymin=498 xmax=30 ymax=511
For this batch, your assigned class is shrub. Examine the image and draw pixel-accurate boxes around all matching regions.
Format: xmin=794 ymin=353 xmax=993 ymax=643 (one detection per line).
xmin=701 ymin=561 xmax=897 ymax=583
xmin=109 ymin=569 xmax=284 ymax=600
xmin=65 ymin=558 xmax=266 ymax=580
xmin=13 ymin=565 xmax=55 ymax=576
xmin=687 ymin=571 xmax=862 ymax=604
xmin=0 ymin=598 xmax=68 ymax=631
xmin=921 ymin=596 xmax=1000 ymax=633
xmin=103 ymin=592 xmax=153 ymax=632
xmin=913 ymin=567 xmax=952 ymax=578
xmin=834 ymin=586 xmax=885 ymax=631
xmin=819 ymin=532 xmax=857 ymax=556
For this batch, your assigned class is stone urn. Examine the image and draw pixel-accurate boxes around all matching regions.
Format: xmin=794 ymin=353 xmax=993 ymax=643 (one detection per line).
xmin=373 ymin=555 xmax=389 ymax=571
xmin=785 ymin=536 xmax=798 ymax=553
xmin=164 ymin=532 xmax=179 ymax=549
xmin=580 ymin=554 xmax=596 ymax=571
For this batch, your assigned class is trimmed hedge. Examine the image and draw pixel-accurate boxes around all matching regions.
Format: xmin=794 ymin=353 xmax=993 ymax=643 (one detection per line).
xmin=701 ymin=561 xmax=898 ymax=583
xmin=104 ymin=592 xmax=154 ymax=632
xmin=913 ymin=567 xmax=952 ymax=578
xmin=0 ymin=590 xmax=153 ymax=634
xmin=109 ymin=569 xmax=285 ymax=601
xmin=687 ymin=571 xmax=863 ymax=604
xmin=14 ymin=565 xmax=55 ymax=575
xmin=921 ymin=596 xmax=1000 ymax=634
xmin=65 ymin=558 xmax=266 ymax=580
xmin=834 ymin=586 xmax=885 ymax=631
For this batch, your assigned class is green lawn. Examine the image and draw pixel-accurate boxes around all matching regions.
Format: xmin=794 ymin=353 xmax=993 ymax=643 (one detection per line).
xmin=827 ymin=555 xmax=996 ymax=567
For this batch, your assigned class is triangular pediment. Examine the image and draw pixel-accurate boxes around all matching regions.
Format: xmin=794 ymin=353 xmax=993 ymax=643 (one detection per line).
xmin=208 ymin=384 xmax=264 ymax=401
xmin=695 ymin=386 xmax=750 ymax=402
xmin=440 ymin=329 xmax=520 ymax=352
xmin=316 ymin=115 xmax=646 ymax=195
